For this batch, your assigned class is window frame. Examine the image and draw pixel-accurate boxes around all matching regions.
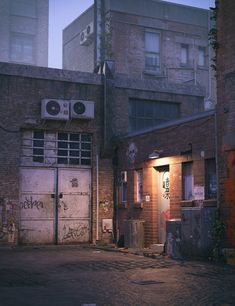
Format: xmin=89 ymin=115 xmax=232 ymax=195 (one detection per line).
xmin=182 ymin=162 xmax=193 ymax=200
xmin=144 ymin=31 xmax=161 ymax=73
xmin=180 ymin=44 xmax=189 ymax=66
xmin=198 ymin=46 xmax=206 ymax=67
xmin=205 ymin=158 xmax=217 ymax=199
xmin=10 ymin=33 xmax=35 ymax=64
xmin=136 ymin=169 xmax=144 ymax=203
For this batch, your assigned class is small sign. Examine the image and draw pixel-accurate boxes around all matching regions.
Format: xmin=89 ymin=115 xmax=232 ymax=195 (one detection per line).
xmin=145 ymin=195 xmax=151 ymax=202
xmin=194 ymin=186 xmax=204 ymax=200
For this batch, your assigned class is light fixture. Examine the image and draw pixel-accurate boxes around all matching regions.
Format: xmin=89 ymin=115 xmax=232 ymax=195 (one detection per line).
xmin=148 ymin=150 xmax=163 ymax=160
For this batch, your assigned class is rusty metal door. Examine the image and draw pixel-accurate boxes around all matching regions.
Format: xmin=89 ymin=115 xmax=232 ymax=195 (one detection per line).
xmin=19 ymin=167 xmax=56 ymax=244
xmin=157 ymin=167 xmax=170 ymax=244
xmin=58 ymin=168 xmax=90 ymax=244
xmin=19 ymin=167 xmax=91 ymax=244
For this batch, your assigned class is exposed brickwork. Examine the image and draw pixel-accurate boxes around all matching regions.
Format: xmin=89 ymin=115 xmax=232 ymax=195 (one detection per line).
xmin=117 ymin=113 xmax=216 ymax=246
xmin=217 ymin=1 xmax=235 ymax=248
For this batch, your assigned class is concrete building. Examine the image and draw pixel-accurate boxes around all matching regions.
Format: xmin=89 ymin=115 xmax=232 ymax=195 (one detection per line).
xmin=0 ymin=0 xmax=49 ymax=67
xmin=217 ymin=1 xmax=235 ymax=252
xmin=63 ymin=0 xmax=215 ymax=108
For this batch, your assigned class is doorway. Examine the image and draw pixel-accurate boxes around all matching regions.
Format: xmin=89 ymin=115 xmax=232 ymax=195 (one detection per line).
xmin=157 ymin=166 xmax=170 ymax=244
xmin=19 ymin=167 xmax=91 ymax=244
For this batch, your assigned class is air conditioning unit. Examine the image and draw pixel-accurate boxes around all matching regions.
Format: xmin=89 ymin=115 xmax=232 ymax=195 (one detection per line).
xmin=121 ymin=171 xmax=127 ymax=183
xmin=86 ymin=22 xmax=94 ymax=39
xmin=80 ymin=22 xmax=94 ymax=46
xmin=41 ymin=99 xmax=69 ymax=120
xmin=80 ymin=29 xmax=87 ymax=45
xmin=70 ymin=100 xmax=95 ymax=119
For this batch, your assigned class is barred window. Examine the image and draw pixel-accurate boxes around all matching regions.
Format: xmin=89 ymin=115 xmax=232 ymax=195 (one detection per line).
xmin=57 ymin=133 xmax=92 ymax=166
xmin=33 ymin=130 xmax=44 ymax=163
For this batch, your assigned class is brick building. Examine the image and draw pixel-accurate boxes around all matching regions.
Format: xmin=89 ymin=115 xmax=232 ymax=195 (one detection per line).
xmin=0 ymin=60 xmax=215 ymax=249
xmin=0 ymin=0 xmax=49 ymax=67
xmin=63 ymin=0 xmax=215 ymax=109
xmin=0 ymin=62 xmax=114 ymax=245
xmin=217 ymin=1 xmax=235 ymax=250
xmin=115 ymin=111 xmax=216 ymax=250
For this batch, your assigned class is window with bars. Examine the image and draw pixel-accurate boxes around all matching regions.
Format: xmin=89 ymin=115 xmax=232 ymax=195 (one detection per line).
xmin=24 ymin=131 xmax=92 ymax=166
xmin=57 ymin=133 xmax=92 ymax=166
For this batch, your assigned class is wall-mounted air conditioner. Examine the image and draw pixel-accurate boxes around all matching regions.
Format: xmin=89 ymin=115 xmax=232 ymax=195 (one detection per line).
xmin=41 ymin=99 xmax=69 ymax=120
xmin=70 ymin=100 xmax=95 ymax=119
xmin=80 ymin=22 xmax=94 ymax=46
xmin=121 ymin=171 xmax=127 ymax=183
xmin=80 ymin=29 xmax=87 ymax=45
xmin=86 ymin=22 xmax=94 ymax=39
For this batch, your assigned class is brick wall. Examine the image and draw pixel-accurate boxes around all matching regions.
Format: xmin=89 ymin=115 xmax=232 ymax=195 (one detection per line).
xmin=0 ymin=62 xmax=113 ymax=245
xmin=116 ymin=112 xmax=215 ymax=246
xmin=217 ymin=1 xmax=235 ymax=248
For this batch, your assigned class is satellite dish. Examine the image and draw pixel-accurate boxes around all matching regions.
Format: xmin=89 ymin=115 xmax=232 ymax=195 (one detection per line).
xmin=73 ymin=101 xmax=86 ymax=115
xmin=46 ymin=100 xmax=60 ymax=116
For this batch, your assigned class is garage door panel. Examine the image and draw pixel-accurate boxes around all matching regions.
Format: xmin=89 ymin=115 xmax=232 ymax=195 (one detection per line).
xmin=19 ymin=220 xmax=54 ymax=244
xmin=20 ymin=194 xmax=54 ymax=219
xmin=59 ymin=194 xmax=89 ymax=218
xmin=58 ymin=220 xmax=90 ymax=244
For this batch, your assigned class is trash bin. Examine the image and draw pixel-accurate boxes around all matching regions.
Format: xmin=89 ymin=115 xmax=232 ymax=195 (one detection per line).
xmin=124 ymin=220 xmax=145 ymax=248
xmin=166 ymin=219 xmax=182 ymax=259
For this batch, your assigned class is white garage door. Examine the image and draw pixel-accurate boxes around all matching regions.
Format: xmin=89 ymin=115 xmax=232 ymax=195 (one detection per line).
xmin=19 ymin=167 xmax=91 ymax=244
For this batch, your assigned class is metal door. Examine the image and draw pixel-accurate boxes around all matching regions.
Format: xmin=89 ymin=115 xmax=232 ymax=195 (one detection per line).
xmin=19 ymin=168 xmax=56 ymax=244
xmin=19 ymin=167 xmax=91 ymax=244
xmin=157 ymin=167 xmax=170 ymax=244
xmin=58 ymin=168 xmax=90 ymax=244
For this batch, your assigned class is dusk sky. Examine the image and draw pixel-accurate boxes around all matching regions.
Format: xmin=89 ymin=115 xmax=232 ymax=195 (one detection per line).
xmin=48 ymin=0 xmax=215 ymax=69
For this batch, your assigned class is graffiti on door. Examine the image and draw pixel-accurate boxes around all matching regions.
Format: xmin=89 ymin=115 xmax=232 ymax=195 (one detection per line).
xmin=20 ymin=196 xmax=44 ymax=210
xmin=62 ymin=223 xmax=89 ymax=241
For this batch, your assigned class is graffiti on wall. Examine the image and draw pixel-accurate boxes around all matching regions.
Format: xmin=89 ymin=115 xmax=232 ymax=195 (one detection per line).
xmin=0 ymin=198 xmax=17 ymax=243
xmin=99 ymin=199 xmax=111 ymax=215
xmin=20 ymin=196 xmax=44 ymax=210
xmin=62 ymin=223 xmax=88 ymax=241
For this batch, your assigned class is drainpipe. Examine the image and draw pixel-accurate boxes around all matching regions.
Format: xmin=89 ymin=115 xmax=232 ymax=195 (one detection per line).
xmin=96 ymin=153 xmax=99 ymax=241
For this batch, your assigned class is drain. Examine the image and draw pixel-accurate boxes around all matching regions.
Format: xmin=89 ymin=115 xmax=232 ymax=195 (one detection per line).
xmin=131 ymin=280 xmax=164 ymax=285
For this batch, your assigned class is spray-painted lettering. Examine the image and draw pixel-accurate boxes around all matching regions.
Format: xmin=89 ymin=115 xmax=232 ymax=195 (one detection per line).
xmin=20 ymin=196 xmax=44 ymax=210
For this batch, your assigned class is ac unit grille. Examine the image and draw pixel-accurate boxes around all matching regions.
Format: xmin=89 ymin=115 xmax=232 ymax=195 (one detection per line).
xmin=46 ymin=100 xmax=61 ymax=116
xmin=73 ymin=101 xmax=86 ymax=115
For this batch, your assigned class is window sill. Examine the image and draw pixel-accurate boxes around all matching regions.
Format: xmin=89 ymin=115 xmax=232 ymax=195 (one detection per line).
xmin=143 ymin=70 xmax=165 ymax=77
xmin=133 ymin=202 xmax=144 ymax=209
xmin=181 ymin=200 xmax=194 ymax=207
xmin=203 ymin=199 xmax=217 ymax=207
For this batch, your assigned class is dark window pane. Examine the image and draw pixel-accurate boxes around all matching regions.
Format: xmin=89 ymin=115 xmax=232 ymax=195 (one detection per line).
xmin=58 ymin=133 xmax=68 ymax=140
xmin=70 ymin=142 xmax=79 ymax=149
xmin=81 ymin=143 xmax=91 ymax=150
xmin=58 ymin=150 xmax=68 ymax=156
xmin=58 ymin=141 xmax=68 ymax=148
xmin=33 ymin=156 xmax=43 ymax=163
xmin=58 ymin=158 xmax=68 ymax=164
xmin=69 ymin=150 xmax=79 ymax=157
xmin=33 ymin=140 xmax=44 ymax=147
xmin=70 ymin=134 xmax=80 ymax=141
xmin=34 ymin=131 xmax=44 ymax=139
xmin=81 ymin=159 xmax=91 ymax=165
xmin=81 ymin=134 xmax=91 ymax=142
xmin=81 ymin=151 xmax=91 ymax=158
xmin=69 ymin=158 xmax=79 ymax=165
xmin=33 ymin=148 xmax=44 ymax=155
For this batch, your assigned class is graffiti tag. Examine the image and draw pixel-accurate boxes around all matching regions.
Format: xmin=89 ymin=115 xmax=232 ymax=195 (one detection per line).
xmin=20 ymin=196 xmax=44 ymax=210
xmin=62 ymin=224 xmax=88 ymax=241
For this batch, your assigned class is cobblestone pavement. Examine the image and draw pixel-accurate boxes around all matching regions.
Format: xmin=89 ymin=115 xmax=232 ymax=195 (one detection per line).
xmin=0 ymin=245 xmax=235 ymax=306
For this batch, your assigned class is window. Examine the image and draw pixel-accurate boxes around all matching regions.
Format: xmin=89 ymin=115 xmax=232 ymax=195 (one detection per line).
xmin=136 ymin=169 xmax=143 ymax=202
xmin=145 ymin=32 xmax=160 ymax=72
xmin=182 ymin=162 xmax=193 ymax=200
xmin=57 ymin=133 xmax=92 ymax=166
xmin=205 ymin=159 xmax=217 ymax=199
xmin=121 ymin=182 xmax=127 ymax=203
xmin=22 ymin=131 xmax=92 ymax=166
xmin=129 ymin=99 xmax=180 ymax=132
xmin=198 ymin=47 xmax=206 ymax=66
xmin=10 ymin=34 xmax=34 ymax=64
xmin=180 ymin=44 xmax=189 ymax=65
xmin=33 ymin=130 xmax=44 ymax=163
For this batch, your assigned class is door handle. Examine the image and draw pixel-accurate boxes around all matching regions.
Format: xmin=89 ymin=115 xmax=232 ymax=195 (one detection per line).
xmin=59 ymin=193 xmax=63 ymax=199
xmin=51 ymin=194 xmax=55 ymax=199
